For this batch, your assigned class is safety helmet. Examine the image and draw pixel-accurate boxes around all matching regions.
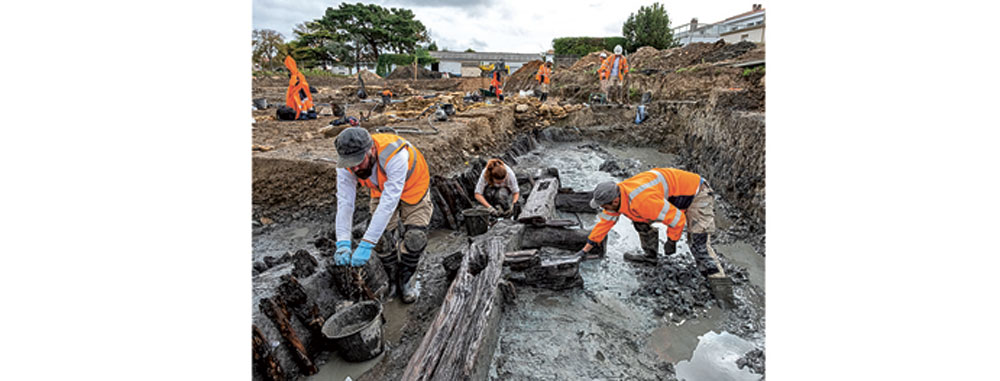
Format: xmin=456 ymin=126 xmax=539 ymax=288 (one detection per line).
xmin=614 ymin=45 xmax=623 ymax=55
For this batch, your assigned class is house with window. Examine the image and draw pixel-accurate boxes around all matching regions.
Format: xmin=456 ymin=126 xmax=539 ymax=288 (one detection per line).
xmin=719 ymin=4 xmax=765 ymax=43
xmin=671 ymin=4 xmax=766 ymax=46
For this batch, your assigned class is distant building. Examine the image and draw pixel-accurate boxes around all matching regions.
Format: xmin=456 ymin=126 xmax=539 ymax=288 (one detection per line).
xmin=719 ymin=4 xmax=765 ymax=43
xmin=671 ymin=4 xmax=766 ymax=46
xmin=429 ymin=51 xmax=543 ymax=77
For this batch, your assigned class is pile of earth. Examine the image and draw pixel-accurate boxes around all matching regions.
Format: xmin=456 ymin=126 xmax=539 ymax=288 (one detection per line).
xmin=388 ymin=65 xmax=443 ymax=79
xmin=629 ymin=40 xmax=761 ymax=72
xmin=357 ymin=69 xmax=383 ymax=82
xmin=504 ymin=60 xmax=543 ymax=93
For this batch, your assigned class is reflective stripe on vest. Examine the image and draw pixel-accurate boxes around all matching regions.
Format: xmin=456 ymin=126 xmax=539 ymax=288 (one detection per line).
xmin=599 ymin=210 xmax=619 ymax=222
xmin=376 ymin=138 xmax=417 ymax=182
xmin=628 ymin=170 xmax=680 ymax=226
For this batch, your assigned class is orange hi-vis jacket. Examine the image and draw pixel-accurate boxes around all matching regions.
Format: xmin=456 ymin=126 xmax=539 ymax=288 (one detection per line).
xmin=536 ymin=64 xmax=551 ymax=84
xmin=587 ymin=168 xmax=702 ymax=244
xmin=351 ymin=134 xmax=430 ymax=205
xmin=598 ymin=54 xmax=629 ymax=81
xmin=491 ymin=71 xmax=503 ymax=95
xmin=284 ymin=56 xmax=314 ymax=119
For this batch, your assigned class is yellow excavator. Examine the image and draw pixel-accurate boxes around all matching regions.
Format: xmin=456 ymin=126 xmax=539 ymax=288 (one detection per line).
xmin=478 ymin=62 xmax=509 ymax=77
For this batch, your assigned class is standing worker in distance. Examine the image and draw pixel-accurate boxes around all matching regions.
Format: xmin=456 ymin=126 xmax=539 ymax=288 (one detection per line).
xmin=474 ymin=158 xmax=520 ymax=217
xmin=489 ymin=61 xmax=506 ymax=102
xmin=575 ymin=168 xmax=724 ymax=279
xmin=333 ymin=127 xmax=433 ymax=304
xmin=536 ymin=59 xmax=553 ymax=102
xmin=598 ymin=45 xmax=629 ymax=104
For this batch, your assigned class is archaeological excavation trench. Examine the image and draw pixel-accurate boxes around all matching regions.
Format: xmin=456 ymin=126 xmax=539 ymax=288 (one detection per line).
xmin=252 ymin=41 xmax=764 ymax=381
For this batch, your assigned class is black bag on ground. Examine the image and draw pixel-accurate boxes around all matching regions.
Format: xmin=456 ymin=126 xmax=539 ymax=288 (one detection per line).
xmin=276 ymin=105 xmax=297 ymax=121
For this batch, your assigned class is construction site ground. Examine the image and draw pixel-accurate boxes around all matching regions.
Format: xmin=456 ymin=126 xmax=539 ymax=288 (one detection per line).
xmin=253 ymin=41 xmax=765 ymax=381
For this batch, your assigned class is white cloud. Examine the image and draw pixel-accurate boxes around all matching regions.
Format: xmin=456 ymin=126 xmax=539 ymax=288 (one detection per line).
xmin=253 ymin=0 xmax=761 ymax=52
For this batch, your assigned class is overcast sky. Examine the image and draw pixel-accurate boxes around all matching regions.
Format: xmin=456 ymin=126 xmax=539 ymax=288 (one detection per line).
xmin=253 ymin=0 xmax=760 ymax=53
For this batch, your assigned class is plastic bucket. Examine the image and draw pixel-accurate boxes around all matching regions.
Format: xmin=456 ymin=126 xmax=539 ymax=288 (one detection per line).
xmin=253 ymin=98 xmax=268 ymax=109
xmin=462 ymin=208 xmax=490 ymax=236
xmin=321 ymin=300 xmax=384 ymax=362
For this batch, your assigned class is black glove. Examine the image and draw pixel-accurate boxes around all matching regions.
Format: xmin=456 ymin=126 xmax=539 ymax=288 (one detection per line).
xmin=664 ymin=239 xmax=677 ymax=255
xmin=488 ymin=206 xmax=500 ymax=217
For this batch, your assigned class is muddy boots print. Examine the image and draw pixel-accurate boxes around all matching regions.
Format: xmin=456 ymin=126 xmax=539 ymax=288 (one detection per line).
xmin=689 ymin=233 xmax=720 ymax=277
xmin=624 ymin=222 xmax=660 ymax=264
xmin=399 ymin=226 xmax=427 ymax=304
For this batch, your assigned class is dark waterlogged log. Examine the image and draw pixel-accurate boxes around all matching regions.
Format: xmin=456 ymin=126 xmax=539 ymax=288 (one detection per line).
xmin=403 ymin=224 xmax=519 ymax=381
xmin=520 ymin=226 xmax=605 ymax=257
xmin=253 ymin=325 xmax=286 ymax=381
xmin=259 ymin=297 xmax=318 ymax=375
xmin=504 ymin=248 xmax=584 ymax=290
xmin=555 ymin=191 xmax=599 ymax=213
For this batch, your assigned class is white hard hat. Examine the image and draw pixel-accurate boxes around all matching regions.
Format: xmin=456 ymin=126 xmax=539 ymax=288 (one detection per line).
xmin=600 ymin=52 xmax=608 ymax=58
xmin=614 ymin=45 xmax=623 ymax=55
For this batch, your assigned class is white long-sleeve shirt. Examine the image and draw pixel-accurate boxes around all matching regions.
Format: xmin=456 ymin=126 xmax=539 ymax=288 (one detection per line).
xmin=336 ymin=149 xmax=410 ymax=243
xmin=474 ymin=164 xmax=519 ymax=194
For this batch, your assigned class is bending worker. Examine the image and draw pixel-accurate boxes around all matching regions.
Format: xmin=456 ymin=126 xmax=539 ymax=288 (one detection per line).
xmin=598 ymin=45 xmax=629 ymax=104
xmin=474 ymin=158 xmax=520 ymax=217
xmin=333 ymin=127 xmax=433 ymax=304
xmin=284 ymin=56 xmax=316 ymax=120
xmin=575 ymin=168 xmax=723 ymax=278
xmin=535 ymin=59 xmax=552 ymax=102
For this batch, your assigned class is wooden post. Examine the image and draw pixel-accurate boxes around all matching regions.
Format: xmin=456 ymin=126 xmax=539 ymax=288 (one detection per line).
xmin=517 ymin=176 xmax=559 ymax=225
xmin=253 ymin=325 xmax=286 ymax=381
xmin=402 ymin=225 xmax=516 ymax=380
xmin=259 ymin=297 xmax=318 ymax=375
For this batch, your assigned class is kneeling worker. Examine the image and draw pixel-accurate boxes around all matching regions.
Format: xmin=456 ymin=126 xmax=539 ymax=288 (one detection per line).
xmin=333 ymin=127 xmax=433 ymax=303
xmin=575 ymin=168 xmax=723 ymax=278
xmin=474 ymin=158 xmax=520 ymax=217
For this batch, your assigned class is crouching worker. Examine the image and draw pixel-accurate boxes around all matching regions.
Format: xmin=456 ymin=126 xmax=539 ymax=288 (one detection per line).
xmin=575 ymin=168 xmax=724 ymax=279
xmin=278 ymin=56 xmax=316 ymax=120
xmin=381 ymin=89 xmax=393 ymax=106
xmin=474 ymin=158 xmax=520 ymax=217
xmin=333 ymin=127 xmax=433 ymax=304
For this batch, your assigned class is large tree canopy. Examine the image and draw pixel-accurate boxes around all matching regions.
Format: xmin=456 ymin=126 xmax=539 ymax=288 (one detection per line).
xmin=622 ymin=2 xmax=675 ymax=52
xmin=252 ymin=29 xmax=284 ymax=71
xmin=299 ymin=2 xmax=430 ymax=68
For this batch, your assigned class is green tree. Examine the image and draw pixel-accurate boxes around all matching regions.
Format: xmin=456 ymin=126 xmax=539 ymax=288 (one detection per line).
xmin=622 ymin=2 xmax=674 ymax=52
xmin=426 ymin=42 xmax=438 ymax=51
xmin=252 ymin=29 xmax=284 ymax=71
xmin=464 ymin=48 xmax=476 ymax=53
xmin=301 ymin=2 xmax=429 ymax=71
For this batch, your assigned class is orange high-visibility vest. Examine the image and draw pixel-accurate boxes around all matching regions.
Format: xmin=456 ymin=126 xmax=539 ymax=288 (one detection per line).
xmin=536 ymin=64 xmax=551 ymax=84
xmin=491 ymin=71 xmax=503 ymax=96
xmin=284 ymin=56 xmax=314 ymax=119
xmin=351 ymin=134 xmax=430 ymax=205
xmin=598 ymin=54 xmax=629 ymax=81
xmin=587 ymin=168 xmax=702 ymax=243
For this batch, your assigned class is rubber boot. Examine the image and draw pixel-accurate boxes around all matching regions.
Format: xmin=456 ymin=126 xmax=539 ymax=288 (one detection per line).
xmin=399 ymin=226 xmax=427 ymax=304
xmin=540 ymin=92 xmax=548 ymax=102
xmin=376 ymin=229 xmax=399 ymax=299
xmin=624 ymin=222 xmax=659 ymax=264
xmin=689 ymin=233 xmax=720 ymax=277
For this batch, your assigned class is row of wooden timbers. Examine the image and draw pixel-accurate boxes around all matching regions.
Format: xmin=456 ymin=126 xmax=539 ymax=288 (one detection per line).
xmin=253 ymin=162 xmax=606 ymax=380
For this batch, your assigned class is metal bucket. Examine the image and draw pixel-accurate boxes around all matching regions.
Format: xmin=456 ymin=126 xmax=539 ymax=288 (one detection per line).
xmin=321 ymin=300 xmax=385 ymax=362
xmin=461 ymin=208 xmax=490 ymax=236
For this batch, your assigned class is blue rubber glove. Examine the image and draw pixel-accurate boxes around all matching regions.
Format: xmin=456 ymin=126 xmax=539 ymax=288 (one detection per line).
xmin=334 ymin=240 xmax=352 ymax=266
xmin=350 ymin=241 xmax=375 ymax=267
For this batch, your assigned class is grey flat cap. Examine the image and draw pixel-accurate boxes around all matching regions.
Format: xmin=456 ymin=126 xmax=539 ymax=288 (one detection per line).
xmin=590 ymin=181 xmax=620 ymax=209
xmin=334 ymin=127 xmax=373 ymax=168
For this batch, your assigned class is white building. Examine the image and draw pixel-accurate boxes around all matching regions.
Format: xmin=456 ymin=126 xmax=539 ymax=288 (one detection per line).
xmin=672 ymin=4 xmax=766 ymax=46
xmin=428 ymin=51 xmax=544 ymax=77
xmin=719 ymin=4 xmax=765 ymax=43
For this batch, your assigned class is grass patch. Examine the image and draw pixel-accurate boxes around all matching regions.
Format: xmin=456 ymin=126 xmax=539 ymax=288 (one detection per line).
xmin=742 ymin=66 xmax=765 ymax=76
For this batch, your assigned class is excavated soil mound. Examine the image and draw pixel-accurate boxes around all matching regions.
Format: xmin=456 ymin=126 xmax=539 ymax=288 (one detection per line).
xmin=388 ymin=65 xmax=442 ymax=79
xmin=358 ymin=69 xmax=383 ymax=82
xmin=505 ymin=60 xmax=543 ymax=92
xmin=703 ymin=41 xmax=758 ymax=63
xmin=570 ymin=50 xmax=610 ymax=71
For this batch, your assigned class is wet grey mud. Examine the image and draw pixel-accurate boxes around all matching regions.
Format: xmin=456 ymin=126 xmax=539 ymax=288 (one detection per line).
xmin=252 ymin=138 xmax=765 ymax=381
xmin=488 ymin=142 xmax=765 ymax=380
